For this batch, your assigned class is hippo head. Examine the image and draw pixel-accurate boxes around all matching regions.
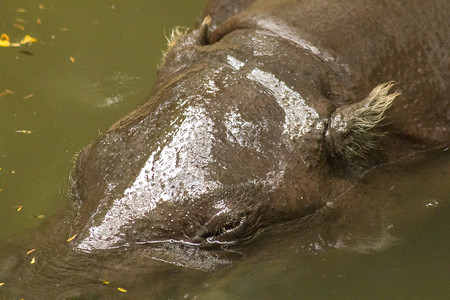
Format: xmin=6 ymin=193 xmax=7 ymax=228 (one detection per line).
xmin=70 ymin=20 xmax=397 ymax=252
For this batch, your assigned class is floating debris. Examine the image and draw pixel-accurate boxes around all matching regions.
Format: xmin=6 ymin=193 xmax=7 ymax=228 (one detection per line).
xmin=37 ymin=18 xmax=42 ymax=24
xmin=16 ymin=8 xmax=26 ymax=13
xmin=14 ymin=205 xmax=23 ymax=212
xmin=69 ymin=56 xmax=75 ymax=63
xmin=15 ymin=18 xmax=27 ymax=24
xmin=0 ymin=34 xmax=10 ymax=47
xmin=425 ymin=200 xmax=439 ymax=208
xmin=1 ymin=33 xmax=37 ymax=47
xmin=30 ymin=256 xmax=36 ymax=264
xmin=67 ymin=234 xmax=77 ymax=242
xmin=117 ymin=287 xmax=127 ymax=293
xmin=20 ymin=35 xmax=37 ymax=45
xmin=15 ymin=130 xmax=32 ymax=134
xmin=13 ymin=23 xmax=25 ymax=31
xmin=0 ymin=90 xmax=14 ymax=98
xmin=34 ymin=214 xmax=45 ymax=219
xmin=23 ymin=93 xmax=34 ymax=99
xmin=26 ymin=249 xmax=36 ymax=255
xmin=39 ymin=4 xmax=45 ymax=10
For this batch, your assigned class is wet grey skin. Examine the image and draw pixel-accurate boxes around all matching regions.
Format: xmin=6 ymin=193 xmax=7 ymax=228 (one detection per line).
xmin=70 ymin=0 xmax=449 ymax=253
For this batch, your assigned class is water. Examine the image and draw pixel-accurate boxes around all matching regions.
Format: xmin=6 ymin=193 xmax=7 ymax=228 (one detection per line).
xmin=1 ymin=1 xmax=449 ymax=299
xmin=0 ymin=0 xmax=207 ymax=241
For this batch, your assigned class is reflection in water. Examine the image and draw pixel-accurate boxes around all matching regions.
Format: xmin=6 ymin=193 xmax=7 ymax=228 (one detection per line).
xmin=92 ymin=71 xmax=143 ymax=108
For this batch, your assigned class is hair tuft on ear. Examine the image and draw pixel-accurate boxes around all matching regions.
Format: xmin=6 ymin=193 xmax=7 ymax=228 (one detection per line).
xmin=325 ymin=82 xmax=401 ymax=164
xmin=159 ymin=16 xmax=212 ymax=69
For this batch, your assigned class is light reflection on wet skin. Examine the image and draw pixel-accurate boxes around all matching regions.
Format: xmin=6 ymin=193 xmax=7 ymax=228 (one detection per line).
xmin=75 ymin=54 xmax=325 ymax=252
xmin=79 ymin=104 xmax=219 ymax=251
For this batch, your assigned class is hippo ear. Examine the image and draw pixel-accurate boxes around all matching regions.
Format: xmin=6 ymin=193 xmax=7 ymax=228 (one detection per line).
xmin=161 ymin=16 xmax=212 ymax=64
xmin=325 ymin=82 xmax=400 ymax=165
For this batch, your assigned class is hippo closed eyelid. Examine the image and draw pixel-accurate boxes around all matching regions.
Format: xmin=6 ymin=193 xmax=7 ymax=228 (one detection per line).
xmin=200 ymin=215 xmax=247 ymax=242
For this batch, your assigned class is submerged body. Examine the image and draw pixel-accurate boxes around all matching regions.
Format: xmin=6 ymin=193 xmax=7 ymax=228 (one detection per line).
xmin=1 ymin=0 xmax=449 ymax=297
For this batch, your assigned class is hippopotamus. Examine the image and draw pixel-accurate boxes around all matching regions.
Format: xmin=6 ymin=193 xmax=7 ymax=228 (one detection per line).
xmin=69 ymin=0 xmax=449 ymax=250
xmin=1 ymin=0 xmax=449 ymax=298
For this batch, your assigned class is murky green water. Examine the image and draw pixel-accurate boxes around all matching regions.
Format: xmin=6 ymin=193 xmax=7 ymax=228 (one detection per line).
xmin=0 ymin=0 xmax=207 ymax=241
xmin=1 ymin=1 xmax=449 ymax=299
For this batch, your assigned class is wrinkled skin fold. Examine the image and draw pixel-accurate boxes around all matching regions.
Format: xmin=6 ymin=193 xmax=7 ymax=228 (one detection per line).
xmin=1 ymin=0 xmax=449 ymax=298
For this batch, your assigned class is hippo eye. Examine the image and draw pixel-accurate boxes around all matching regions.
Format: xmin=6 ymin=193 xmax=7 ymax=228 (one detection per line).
xmin=201 ymin=216 xmax=246 ymax=243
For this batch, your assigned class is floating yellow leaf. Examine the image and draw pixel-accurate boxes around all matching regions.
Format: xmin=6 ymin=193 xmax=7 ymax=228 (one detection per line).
xmin=69 ymin=56 xmax=75 ymax=63
xmin=15 ymin=130 xmax=32 ymax=134
xmin=30 ymin=256 xmax=36 ymax=264
xmin=67 ymin=234 xmax=77 ymax=242
xmin=23 ymin=94 xmax=34 ymax=99
xmin=20 ymin=35 xmax=37 ymax=45
xmin=117 ymin=287 xmax=127 ymax=293
xmin=0 ymin=34 xmax=10 ymax=47
xmin=16 ymin=8 xmax=26 ymax=13
xmin=0 ymin=282 xmax=4 ymax=286
xmin=26 ymin=249 xmax=36 ymax=255
xmin=100 ymin=279 xmax=110 ymax=285
xmin=15 ymin=205 xmax=23 ymax=212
